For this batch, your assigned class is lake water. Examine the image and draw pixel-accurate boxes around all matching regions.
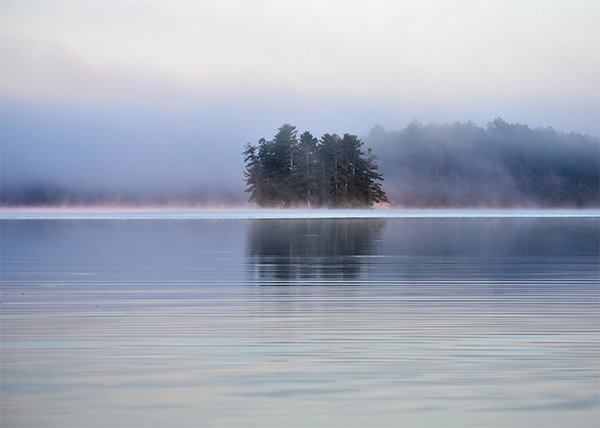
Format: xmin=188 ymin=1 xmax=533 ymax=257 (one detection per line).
xmin=1 ymin=212 xmax=598 ymax=427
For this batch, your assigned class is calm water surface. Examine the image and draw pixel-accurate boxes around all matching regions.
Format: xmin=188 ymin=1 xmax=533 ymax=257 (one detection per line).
xmin=1 ymin=215 xmax=598 ymax=427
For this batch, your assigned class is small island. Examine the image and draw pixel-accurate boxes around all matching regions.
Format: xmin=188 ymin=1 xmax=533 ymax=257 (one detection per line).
xmin=243 ymin=124 xmax=389 ymax=208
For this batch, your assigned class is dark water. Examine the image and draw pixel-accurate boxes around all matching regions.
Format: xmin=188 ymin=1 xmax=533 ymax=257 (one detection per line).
xmin=1 ymin=216 xmax=598 ymax=427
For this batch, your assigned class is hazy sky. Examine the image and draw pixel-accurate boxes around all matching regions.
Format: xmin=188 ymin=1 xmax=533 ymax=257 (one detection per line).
xmin=2 ymin=0 xmax=599 ymax=203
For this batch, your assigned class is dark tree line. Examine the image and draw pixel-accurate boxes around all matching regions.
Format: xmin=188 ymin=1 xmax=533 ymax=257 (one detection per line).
xmin=366 ymin=118 xmax=599 ymax=208
xmin=4 ymin=118 xmax=596 ymax=209
xmin=243 ymin=124 xmax=389 ymax=207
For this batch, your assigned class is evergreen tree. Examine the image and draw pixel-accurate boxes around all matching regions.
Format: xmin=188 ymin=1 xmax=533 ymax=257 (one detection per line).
xmin=242 ymin=142 xmax=260 ymax=204
xmin=273 ymin=124 xmax=299 ymax=206
xmin=292 ymin=131 xmax=318 ymax=206
xmin=339 ymin=133 xmax=363 ymax=206
xmin=243 ymin=125 xmax=388 ymax=208
xmin=317 ymin=133 xmax=343 ymax=205
xmin=363 ymin=148 xmax=389 ymax=204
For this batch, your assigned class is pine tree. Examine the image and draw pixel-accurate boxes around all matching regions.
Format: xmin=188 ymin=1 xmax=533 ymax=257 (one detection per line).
xmin=292 ymin=131 xmax=318 ymax=206
xmin=243 ymin=125 xmax=388 ymax=208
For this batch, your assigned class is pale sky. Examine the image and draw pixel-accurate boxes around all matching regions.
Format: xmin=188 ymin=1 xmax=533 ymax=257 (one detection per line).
xmin=1 ymin=0 xmax=599 ymax=202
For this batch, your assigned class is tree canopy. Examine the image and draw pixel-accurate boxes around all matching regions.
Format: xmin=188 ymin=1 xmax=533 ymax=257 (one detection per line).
xmin=365 ymin=118 xmax=599 ymax=208
xmin=243 ymin=124 xmax=389 ymax=208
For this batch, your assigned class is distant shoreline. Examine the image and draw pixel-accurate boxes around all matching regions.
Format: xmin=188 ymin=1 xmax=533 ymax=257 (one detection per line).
xmin=1 ymin=208 xmax=598 ymax=220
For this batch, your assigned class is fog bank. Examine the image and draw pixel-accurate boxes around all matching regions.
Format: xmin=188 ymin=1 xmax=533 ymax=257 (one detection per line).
xmin=366 ymin=119 xmax=599 ymax=208
xmin=2 ymin=117 xmax=598 ymax=209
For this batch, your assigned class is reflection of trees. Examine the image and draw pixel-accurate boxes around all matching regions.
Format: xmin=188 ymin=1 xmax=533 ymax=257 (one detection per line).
xmin=246 ymin=219 xmax=385 ymax=280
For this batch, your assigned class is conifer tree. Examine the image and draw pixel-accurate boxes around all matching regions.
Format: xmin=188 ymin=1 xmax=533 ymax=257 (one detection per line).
xmin=292 ymin=131 xmax=318 ymax=206
xmin=243 ymin=125 xmax=388 ymax=208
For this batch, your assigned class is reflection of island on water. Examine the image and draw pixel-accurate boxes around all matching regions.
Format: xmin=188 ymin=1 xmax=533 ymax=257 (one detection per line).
xmin=246 ymin=219 xmax=386 ymax=280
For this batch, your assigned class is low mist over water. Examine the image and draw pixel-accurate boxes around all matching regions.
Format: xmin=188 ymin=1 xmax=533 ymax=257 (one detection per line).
xmin=2 ymin=118 xmax=598 ymax=209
